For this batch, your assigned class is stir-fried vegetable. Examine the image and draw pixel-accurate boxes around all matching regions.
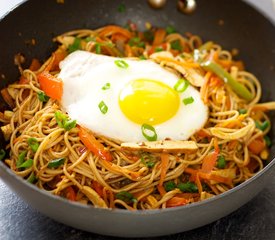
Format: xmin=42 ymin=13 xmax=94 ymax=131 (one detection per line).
xmin=48 ymin=158 xmax=65 ymax=168
xmin=27 ymin=138 xmax=39 ymax=152
xmin=201 ymin=61 xmax=253 ymax=101
xmin=116 ymin=191 xmax=137 ymax=203
xmin=78 ymin=126 xmax=113 ymax=161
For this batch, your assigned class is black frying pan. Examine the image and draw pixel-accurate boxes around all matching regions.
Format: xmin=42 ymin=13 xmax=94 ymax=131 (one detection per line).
xmin=0 ymin=0 xmax=275 ymax=237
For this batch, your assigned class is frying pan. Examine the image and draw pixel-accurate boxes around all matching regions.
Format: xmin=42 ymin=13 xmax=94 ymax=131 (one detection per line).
xmin=0 ymin=0 xmax=275 ymax=237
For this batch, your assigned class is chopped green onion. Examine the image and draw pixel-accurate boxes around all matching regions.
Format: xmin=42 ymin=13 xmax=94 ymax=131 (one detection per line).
xmin=155 ymin=47 xmax=163 ymax=52
xmin=55 ymin=111 xmax=76 ymax=131
xmin=171 ymin=40 xmax=182 ymax=51
xmin=55 ymin=111 xmax=67 ymax=128
xmin=114 ymin=59 xmax=129 ymax=69
xmin=16 ymin=151 xmax=27 ymax=168
xmin=164 ymin=181 xmax=177 ymax=191
xmin=174 ymin=79 xmax=189 ymax=93
xmin=98 ymin=101 xmax=108 ymax=114
xmin=201 ymin=61 xmax=253 ymax=101
xmin=102 ymin=83 xmax=111 ymax=90
xmin=238 ymin=109 xmax=247 ymax=114
xmin=178 ymin=182 xmax=198 ymax=193
xmin=37 ymin=91 xmax=50 ymax=102
xmin=139 ymin=55 xmax=147 ymax=60
xmin=48 ymin=158 xmax=65 ymax=168
xmin=264 ymin=135 xmax=272 ymax=147
xmin=166 ymin=26 xmax=176 ymax=34
xmin=261 ymin=121 xmax=269 ymax=131
xmin=0 ymin=149 xmax=5 ymax=161
xmin=27 ymin=138 xmax=39 ymax=152
xmin=128 ymin=37 xmax=145 ymax=48
xmin=64 ymin=119 xmax=77 ymax=131
xmin=128 ymin=37 xmax=140 ymax=46
xmin=183 ymin=96 xmax=194 ymax=105
xmin=255 ymin=120 xmax=269 ymax=131
xmin=117 ymin=3 xmax=126 ymax=13
xmin=27 ymin=172 xmax=37 ymax=184
xmin=95 ymin=43 xmax=101 ymax=54
xmin=141 ymin=124 xmax=157 ymax=141
xmin=216 ymin=155 xmax=226 ymax=169
xmin=68 ymin=37 xmax=81 ymax=53
xmin=85 ymin=36 xmax=94 ymax=42
xmin=141 ymin=153 xmax=155 ymax=168
xmin=18 ymin=159 xmax=33 ymax=169
xmin=116 ymin=191 xmax=137 ymax=203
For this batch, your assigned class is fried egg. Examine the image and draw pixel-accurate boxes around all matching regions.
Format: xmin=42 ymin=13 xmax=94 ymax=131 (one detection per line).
xmin=59 ymin=50 xmax=208 ymax=142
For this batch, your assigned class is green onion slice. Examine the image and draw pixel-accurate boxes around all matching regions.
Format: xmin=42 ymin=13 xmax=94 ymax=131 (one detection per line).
xmin=48 ymin=158 xmax=65 ymax=169
xmin=27 ymin=172 xmax=37 ymax=184
xmin=164 ymin=181 xmax=177 ymax=191
xmin=238 ymin=109 xmax=247 ymax=114
xmin=54 ymin=111 xmax=76 ymax=131
xmin=98 ymin=101 xmax=108 ymax=114
xmin=64 ymin=119 xmax=77 ymax=131
xmin=216 ymin=155 xmax=226 ymax=169
xmin=155 ymin=47 xmax=163 ymax=52
xmin=68 ymin=37 xmax=81 ymax=53
xmin=28 ymin=138 xmax=39 ymax=152
xmin=264 ymin=135 xmax=272 ymax=147
xmin=141 ymin=153 xmax=155 ymax=168
xmin=95 ymin=43 xmax=101 ymax=54
xmin=178 ymin=182 xmax=198 ymax=193
xmin=171 ymin=39 xmax=182 ymax=51
xmin=183 ymin=96 xmax=194 ymax=105
xmin=141 ymin=124 xmax=157 ymax=141
xmin=18 ymin=159 xmax=33 ymax=169
xmin=102 ymin=83 xmax=111 ymax=90
xmin=37 ymin=91 xmax=50 ymax=102
xmin=174 ymin=79 xmax=189 ymax=93
xmin=16 ymin=151 xmax=27 ymax=168
xmin=116 ymin=191 xmax=137 ymax=203
xmin=0 ymin=149 xmax=5 ymax=161
xmin=114 ymin=59 xmax=129 ymax=69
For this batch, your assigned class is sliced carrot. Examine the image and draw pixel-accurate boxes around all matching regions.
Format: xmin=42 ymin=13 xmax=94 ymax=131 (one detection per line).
xmin=155 ymin=56 xmax=200 ymax=68
xmin=78 ymin=126 xmax=113 ymax=161
xmin=92 ymin=181 xmax=104 ymax=197
xmin=157 ymin=185 xmax=166 ymax=197
xmin=29 ymin=58 xmax=41 ymax=71
xmin=99 ymin=25 xmax=132 ymax=39
xmin=101 ymin=160 xmax=140 ymax=180
xmin=37 ymin=71 xmax=63 ymax=101
xmin=64 ymin=186 xmax=76 ymax=201
xmin=201 ymin=151 xmax=219 ymax=173
xmin=1 ymin=88 xmax=14 ymax=108
xmin=111 ymin=33 xmax=128 ymax=42
xmin=199 ymin=172 xmax=233 ymax=186
xmin=153 ymin=28 xmax=166 ymax=46
xmin=159 ymin=153 xmax=169 ymax=187
xmin=195 ymin=173 xmax=203 ymax=194
xmin=196 ymin=129 xmax=211 ymax=139
xmin=248 ymin=137 xmax=265 ymax=155
xmin=166 ymin=197 xmax=189 ymax=208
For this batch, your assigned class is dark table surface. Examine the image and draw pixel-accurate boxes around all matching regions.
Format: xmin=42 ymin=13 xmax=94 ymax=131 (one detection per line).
xmin=1 ymin=175 xmax=275 ymax=240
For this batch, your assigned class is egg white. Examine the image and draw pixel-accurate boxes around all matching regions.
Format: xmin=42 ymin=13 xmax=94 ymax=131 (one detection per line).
xmin=59 ymin=50 xmax=208 ymax=142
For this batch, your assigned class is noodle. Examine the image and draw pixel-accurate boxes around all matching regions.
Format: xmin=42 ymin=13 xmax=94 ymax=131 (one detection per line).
xmin=0 ymin=24 xmax=274 ymax=210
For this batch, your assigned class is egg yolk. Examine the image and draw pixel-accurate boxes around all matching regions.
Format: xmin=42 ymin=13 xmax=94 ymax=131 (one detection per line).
xmin=119 ymin=79 xmax=180 ymax=125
